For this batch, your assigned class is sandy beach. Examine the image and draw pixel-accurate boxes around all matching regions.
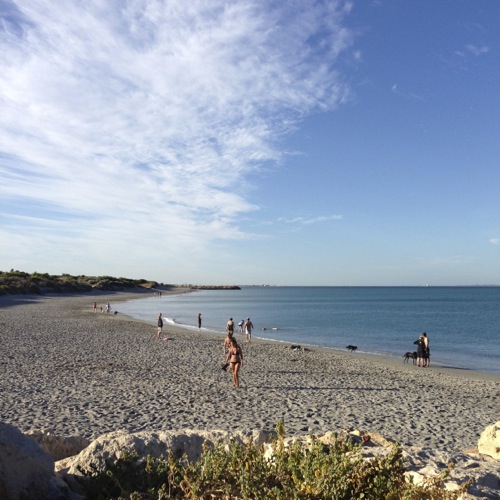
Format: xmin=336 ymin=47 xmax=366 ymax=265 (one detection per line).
xmin=1 ymin=291 xmax=499 ymax=454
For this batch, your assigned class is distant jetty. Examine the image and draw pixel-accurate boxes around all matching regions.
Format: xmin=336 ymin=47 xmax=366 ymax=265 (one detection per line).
xmin=185 ymin=285 xmax=240 ymax=290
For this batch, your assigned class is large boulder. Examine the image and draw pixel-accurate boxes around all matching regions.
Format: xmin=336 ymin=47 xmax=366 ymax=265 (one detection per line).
xmin=0 ymin=423 xmax=56 ymax=499
xmin=478 ymin=421 xmax=500 ymax=461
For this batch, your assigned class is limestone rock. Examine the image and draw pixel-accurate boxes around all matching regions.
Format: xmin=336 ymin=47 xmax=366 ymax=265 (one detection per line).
xmin=0 ymin=423 xmax=55 ymax=499
xmin=27 ymin=429 xmax=90 ymax=461
xmin=478 ymin=421 xmax=500 ymax=461
xmin=402 ymin=446 xmax=500 ymax=499
xmin=56 ymin=429 xmax=275 ymax=475
xmin=3 ymin=423 xmax=496 ymax=499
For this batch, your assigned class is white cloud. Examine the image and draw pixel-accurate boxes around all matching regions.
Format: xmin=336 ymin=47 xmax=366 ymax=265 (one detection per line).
xmin=490 ymin=239 xmax=500 ymax=246
xmin=0 ymin=1 xmax=356 ymax=280
xmin=0 ymin=1 xmax=353 ymax=247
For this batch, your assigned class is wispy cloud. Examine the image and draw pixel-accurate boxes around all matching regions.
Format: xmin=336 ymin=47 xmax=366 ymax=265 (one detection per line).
xmin=490 ymin=238 xmax=500 ymax=246
xmin=390 ymin=83 xmax=424 ymax=101
xmin=465 ymin=44 xmax=489 ymax=56
xmin=278 ymin=215 xmax=343 ymax=225
xmin=454 ymin=45 xmax=489 ymax=58
xmin=0 ymin=1 xmax=354 ymax=272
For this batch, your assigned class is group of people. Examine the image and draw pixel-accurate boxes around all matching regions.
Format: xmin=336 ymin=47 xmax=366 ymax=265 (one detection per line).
xmin=414 ymin=332 xmax=430 ymax=367
xmin=228 ymin=317 xmax=254 ymax=343
xmin=155 ymin=312 xmax=251 ymax=388
xmin=92 ymin=302 xmax=111 ymax=313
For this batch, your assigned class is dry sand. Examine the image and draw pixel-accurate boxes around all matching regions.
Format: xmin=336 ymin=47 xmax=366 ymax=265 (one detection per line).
xmin=1 ymin=291 xmax=498 ymax=453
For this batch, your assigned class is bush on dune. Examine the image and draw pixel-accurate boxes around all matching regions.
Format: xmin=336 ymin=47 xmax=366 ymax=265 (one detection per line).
xmin=77 ymin=422 xmax=464 ymax=499
xmin=0 ymin=270 xmax=160 ymax=295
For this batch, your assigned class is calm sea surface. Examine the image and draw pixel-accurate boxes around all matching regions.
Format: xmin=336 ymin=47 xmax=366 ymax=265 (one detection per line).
xmin=116 ymin=287 xmax=500 ymax=374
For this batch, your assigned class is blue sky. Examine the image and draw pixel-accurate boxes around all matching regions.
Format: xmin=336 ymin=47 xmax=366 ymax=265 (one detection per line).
xmin=1 ymin=1 xmax=499 ymax=286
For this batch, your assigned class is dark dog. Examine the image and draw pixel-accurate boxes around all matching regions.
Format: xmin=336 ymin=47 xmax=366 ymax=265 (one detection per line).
xmin=403 ymin=351 xmax=417 ymax=364
xmin=346 ymin=345 xmax=358 ymax=352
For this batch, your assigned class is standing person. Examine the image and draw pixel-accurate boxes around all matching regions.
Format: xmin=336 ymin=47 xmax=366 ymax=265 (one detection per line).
xmin=422 ymin=332 xmax=430 ymax=367
xmin=225 ymin=337 xmax=243 ymax=388
xmin=222 ymin=328 xmax=234 ymax=371
xmin=223 ymin=329 xmax=234 ymax=355
xmin=93 ymin=301 xmax=97 ymax=313
xmin=414 ymin=334 xmax=425 ymax=367
xmin=226 ymin=317 xmax=234 ymax=335
xmin=157 ymin=313 xmax=163 ymax=339
xmin=238 ymin=319 xmax=244 ymax=334
xmin=245 ymin=318 xmax=254 ymax=343
xmin=105 ymin=303 xmax=111 ymax=313
xmin=198 ymin=313 xmax=202 ymax=332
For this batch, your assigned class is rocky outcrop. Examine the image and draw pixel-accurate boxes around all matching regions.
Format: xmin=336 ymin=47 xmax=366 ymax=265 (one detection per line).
xmin=0 ymin=423 xmax=61 ymax=500
xmin=55 ymin=428 xmax=273 ymax=475
xmin=478 ymin=421 xmax=500 ymax=461
xmin=27 ymin=430 xmax=90 ymax=462
xmin=2 ymin=423 xmax=499 ymax=499
xmin=186 ymin=285 xmax=241 ymax=290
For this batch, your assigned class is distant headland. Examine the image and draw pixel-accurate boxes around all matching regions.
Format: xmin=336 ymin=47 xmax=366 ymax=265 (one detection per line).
xmin=0 ymin=270 xmax=240 ymax=296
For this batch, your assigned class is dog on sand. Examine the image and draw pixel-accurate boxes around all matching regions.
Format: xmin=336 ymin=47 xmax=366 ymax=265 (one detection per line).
xmin=403 ymin=351 xmax=417 ymax=364
xmin=346 ymin=345 xmax=358 ymax=352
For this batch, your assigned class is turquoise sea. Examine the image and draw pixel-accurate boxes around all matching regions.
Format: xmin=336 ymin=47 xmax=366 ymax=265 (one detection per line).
xmin=116 ymin=286 xmax=500 ymax=374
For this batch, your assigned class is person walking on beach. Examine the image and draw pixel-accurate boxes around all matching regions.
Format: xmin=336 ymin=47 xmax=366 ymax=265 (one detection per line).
xmin=422 ymin=332 xmax=430 ymax=367
xmin=225 ymin=337 xmax=243 ymax=388
xmin=157 ymin=313 xmax=163 ymax=339
xmin=198 ymin=313 xmax=202 ymax=332
xmin=222 ymin=328 xmax=234 ymax=371
xmin=223 ymin=329 xmax=234 ymax=355
xmin=93 ymin=301 xmax=97 ymax=313
xmin=245 ymin=318 xmax=254 ymax=343
xmin=238 ymin=319 xmax=244 ymax=334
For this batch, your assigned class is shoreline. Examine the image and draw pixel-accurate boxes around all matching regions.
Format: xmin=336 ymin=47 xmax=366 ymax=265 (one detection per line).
xmin=112 ymin=288 xmax=500 ymax=377
xmin=106 ymin=290 xmax=500 ymax=380
xmin=1 ymin=291 xmax=499 ymax=454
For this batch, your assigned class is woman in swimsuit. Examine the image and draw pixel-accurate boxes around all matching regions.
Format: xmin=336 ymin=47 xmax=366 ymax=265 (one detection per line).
xmin=225 ymin=337 xmax=243 ymax=388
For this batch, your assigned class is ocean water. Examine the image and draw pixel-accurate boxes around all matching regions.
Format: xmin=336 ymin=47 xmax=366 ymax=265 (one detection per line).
xmin=115 ymin=286 xmax=500 ymax=374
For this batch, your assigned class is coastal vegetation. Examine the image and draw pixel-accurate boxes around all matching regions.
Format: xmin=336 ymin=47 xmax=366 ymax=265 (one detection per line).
xmin=0 ymin=270 xmax=239 ymax=296
xmin=0 ymin=270 xmax=165 ymax=295
xmin=78 ymin=422 xmax=462 ymax=499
